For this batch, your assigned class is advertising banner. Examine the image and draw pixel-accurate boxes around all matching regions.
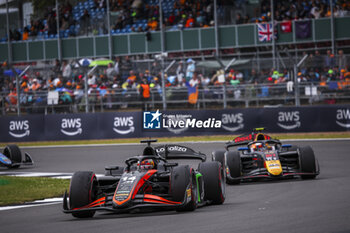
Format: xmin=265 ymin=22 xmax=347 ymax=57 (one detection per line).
xmin=0 ymin=105 xmax=349 ymax=142
xmin=0 ymin=115 xmax=45 ymax=142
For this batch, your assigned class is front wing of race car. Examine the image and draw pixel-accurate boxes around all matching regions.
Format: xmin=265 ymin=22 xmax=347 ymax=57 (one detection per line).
xmin=227 ymin=165 xmax=320 ymax=182
xmin=62 ymin=191 xmax=188 ymax=214
xmin=0 ymin=152 xmax=34 ymax=168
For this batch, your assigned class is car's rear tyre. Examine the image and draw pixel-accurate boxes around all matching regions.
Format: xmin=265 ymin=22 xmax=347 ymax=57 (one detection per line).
xmin=69 ymin=171 xmax=98 ymax=218
xmin=3 ymin=145 xmax=22 ymax=168
xmin=198 ymin=161 xmax=225 ymax=204
xmin=212 ymin=150 xmax=225 ymax=165
xmin=171 ymin=165 xmax=197 ymax=211
xmin=225 ymin=151 xmax=241 ymax=185
xmin=299 ymin=146 xmax=317 ymax=179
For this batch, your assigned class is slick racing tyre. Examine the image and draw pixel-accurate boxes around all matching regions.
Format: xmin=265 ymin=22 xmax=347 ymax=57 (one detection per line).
xmin=212 ymin=150 xmax=225 ymax=166
xmin=3 ymin=145 xmax=22 ymax=168
xmin=171 ymin=165 xmax=197 ymax=211
xmin=198 ymin=161 xmax=225 ymax=204
xmin=299 ymin=146 xmax=317 ymax=179
xmin=69 ymin=171 xmax=98 ymax=218
xmin=225 ymin=151 xmax=241 ymax=185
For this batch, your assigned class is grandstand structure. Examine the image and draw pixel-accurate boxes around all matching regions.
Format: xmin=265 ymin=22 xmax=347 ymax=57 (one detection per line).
xmin=0 ymin=0 xmax=350 ymax=115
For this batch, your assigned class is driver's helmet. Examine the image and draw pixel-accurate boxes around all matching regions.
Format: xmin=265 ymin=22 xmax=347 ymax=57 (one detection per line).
xmin=265 ymin=143 xmax=272 ymax=150
xmin=251 ymin=142 xmax=263 ymax=151
xmin=138 ymin=159 xmax=155 ymax=170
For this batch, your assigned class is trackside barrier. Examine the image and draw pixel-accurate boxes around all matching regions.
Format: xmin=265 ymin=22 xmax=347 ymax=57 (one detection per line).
xmin=0 ymin=105 xmax=349 ymax=142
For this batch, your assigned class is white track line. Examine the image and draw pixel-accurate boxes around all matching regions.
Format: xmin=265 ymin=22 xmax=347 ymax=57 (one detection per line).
xmin=0 ymin=198 xmax=63 ymax=211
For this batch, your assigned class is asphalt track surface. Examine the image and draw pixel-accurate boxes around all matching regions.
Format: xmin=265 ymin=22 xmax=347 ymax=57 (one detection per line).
xmin=1 ymin=140 xmax=350 ymax=233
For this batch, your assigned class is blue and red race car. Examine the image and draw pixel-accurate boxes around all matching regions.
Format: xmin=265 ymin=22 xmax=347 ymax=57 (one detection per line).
xmin=63 ymin=140 xmax=225 ymax=218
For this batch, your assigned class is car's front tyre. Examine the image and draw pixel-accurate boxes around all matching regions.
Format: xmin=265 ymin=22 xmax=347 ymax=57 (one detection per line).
xmin=69 ymin=171 xmax=98 ymax=218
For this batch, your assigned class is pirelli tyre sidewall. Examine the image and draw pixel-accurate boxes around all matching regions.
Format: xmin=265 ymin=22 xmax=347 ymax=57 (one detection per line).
xmin=198 ymin=161 xmax=225 ymax=204
xmin=3 ymin=144 xmax=22 ymax=168
xmin=225 ymin=151 xmax=242 ymax=185
xmin=69 ymin=171 xmax=98 ymax=218
xmin=171 ymin=165 xmax=197 ymax=211
xmin=298 ymin=146 xmax=317 ymax=179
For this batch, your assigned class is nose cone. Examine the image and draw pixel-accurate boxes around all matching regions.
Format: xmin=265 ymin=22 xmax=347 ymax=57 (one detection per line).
xmin=265 ymin=160 xmax=283 ymax=176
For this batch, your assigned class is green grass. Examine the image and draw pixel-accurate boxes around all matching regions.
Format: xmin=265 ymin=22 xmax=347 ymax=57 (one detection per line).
xmin=1 ymin=132 xmax=349 ymax=147
xmin=0 ymin=176 xmax=70 ymax=206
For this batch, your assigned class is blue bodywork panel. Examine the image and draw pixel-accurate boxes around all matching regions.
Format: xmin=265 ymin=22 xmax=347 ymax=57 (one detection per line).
xmin=0 ymin=153 xmax=12 ymax=165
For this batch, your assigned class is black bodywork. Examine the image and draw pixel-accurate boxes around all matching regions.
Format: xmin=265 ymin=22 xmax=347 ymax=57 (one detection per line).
xmin=63 ymin=140 xmax=225 ymax=218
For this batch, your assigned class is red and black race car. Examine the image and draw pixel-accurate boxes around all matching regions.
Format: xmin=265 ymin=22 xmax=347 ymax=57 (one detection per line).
xmin=63 ymin=140 xmax=225 ymax=218
xmin=212 ymin=128 xmax=320 ymax=184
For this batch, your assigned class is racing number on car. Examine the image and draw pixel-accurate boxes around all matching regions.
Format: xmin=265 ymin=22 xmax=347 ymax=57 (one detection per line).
xmin=122 ymin=176 xmax=136 ymax=183
xmin=265 ymin=153 xmax=277 ymax=161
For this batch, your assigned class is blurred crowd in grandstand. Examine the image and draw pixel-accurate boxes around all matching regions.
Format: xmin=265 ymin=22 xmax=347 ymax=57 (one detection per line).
xmin=3 ymin=0 xmax=350 ymax=42
xmin=1 ymin=48 xmax=349 ymax=112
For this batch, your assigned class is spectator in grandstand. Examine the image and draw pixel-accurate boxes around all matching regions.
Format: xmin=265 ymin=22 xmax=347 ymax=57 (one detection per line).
xmin=5 ymin=84 xmax=17 ymax=112
xmin=185 ymin=14 xmax=195 ymax=28
xmin=106 ymin=63 xmax=116 ymax=80
xmin=337 ymin=49 xmax=348 ymax=70
xmin=22 ymin=27 xmax=29 ymax=41
xmin=139 ymin=78 xmax=150 ymax=111
xmin=176 ymin=61 xmax=185 ymax=85
xmin=80 ymin=9 xmax=91 ymax=35
xmin=144 ymin=69 xmax=153 ymax=83
xmin=235 ymin=13 xmax=244 ymax=25
xmin=313 ymin=50 xmax=324 ymax=71
xmin=148 ymin=17 xmax=158 ymax=31
xmin=187 ymin=72 xmax=199 ymax=105
xmin=30 ymin=20 xmax=44 ymax=37
xmin=150 ymin=61 xmax=159 ymax=77
xmin=324 ymin=49 xmax=335 ymax=68
xmin=127 ymin=70 xmax=137 ymax=83
xmin=47 ymin=14 xmax=57 ymax=35
xmin=52 ymin=59 xmax=61 ymax=74
xmin=120 ymin=56 xmax=132 ymax=79
xmin=30 ymin=79 xmax=41 ymax=91
xmin=186 ymin=58 xmax=195 ymax=82
xmin=247 ymin=68 xmax=259 ymax=84
xmin=114 ymin=57 xmax=120 ymax=76
xmin=61 ymin=60 xmax=72 ymax=80
xmin=87 ymin=74 xmax=96 ymax=86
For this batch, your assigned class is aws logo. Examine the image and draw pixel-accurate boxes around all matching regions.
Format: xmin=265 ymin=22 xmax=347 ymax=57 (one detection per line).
xmin=61 ymin=118 xmax=82 ymax=136
xmin=336 ymin=109 xmax=350 ymax=128
xmin=9 ymin=120 xmax=30 ymax=138
xmin=113 ymin=117 xmax=135 ymax=135
xmin=277 ymin=111 xmax=301 ymax=130
xmin=221 ymin=113 xmax=244 ymax=132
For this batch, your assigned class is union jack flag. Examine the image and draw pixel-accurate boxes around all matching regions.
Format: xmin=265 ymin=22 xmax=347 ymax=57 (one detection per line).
xmin=257 ymin=23 xmax=276 ymax=42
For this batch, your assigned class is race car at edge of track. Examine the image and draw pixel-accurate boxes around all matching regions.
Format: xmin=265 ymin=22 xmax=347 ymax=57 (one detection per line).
xmin=212 ymin=128 xmax=320 ymax=184
xmin=63 ymin=139 xmax=225 ymax=218
xmin=0 ymin=144 xmax=34 ymax=169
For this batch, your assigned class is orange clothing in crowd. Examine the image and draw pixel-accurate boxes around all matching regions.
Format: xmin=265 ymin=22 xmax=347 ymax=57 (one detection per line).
xmin=22 ymin=31 xmax=29 ymax=40
xmin=127 ymin=75 xmax=137 ymax=82
xmin=8 ymin=91 xmax=17 ymax=105
xmin=31 ymin=83 xmax=41 ymax=91
xmin=140 ymin=83 xmax=150 ymax=98
xmin=185 ymin=18 xmax=194 ymax=28
xmin=148 ymin=20 xmax=158 ymax=31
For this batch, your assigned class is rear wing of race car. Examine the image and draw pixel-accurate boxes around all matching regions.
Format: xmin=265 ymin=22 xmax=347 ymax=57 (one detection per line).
xmin=155 ymin=144 xmax=206 ymax=161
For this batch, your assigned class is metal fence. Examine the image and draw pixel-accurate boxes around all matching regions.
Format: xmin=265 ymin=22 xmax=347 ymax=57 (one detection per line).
xmin=1 ymin=82 xmax=349 ymax=115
